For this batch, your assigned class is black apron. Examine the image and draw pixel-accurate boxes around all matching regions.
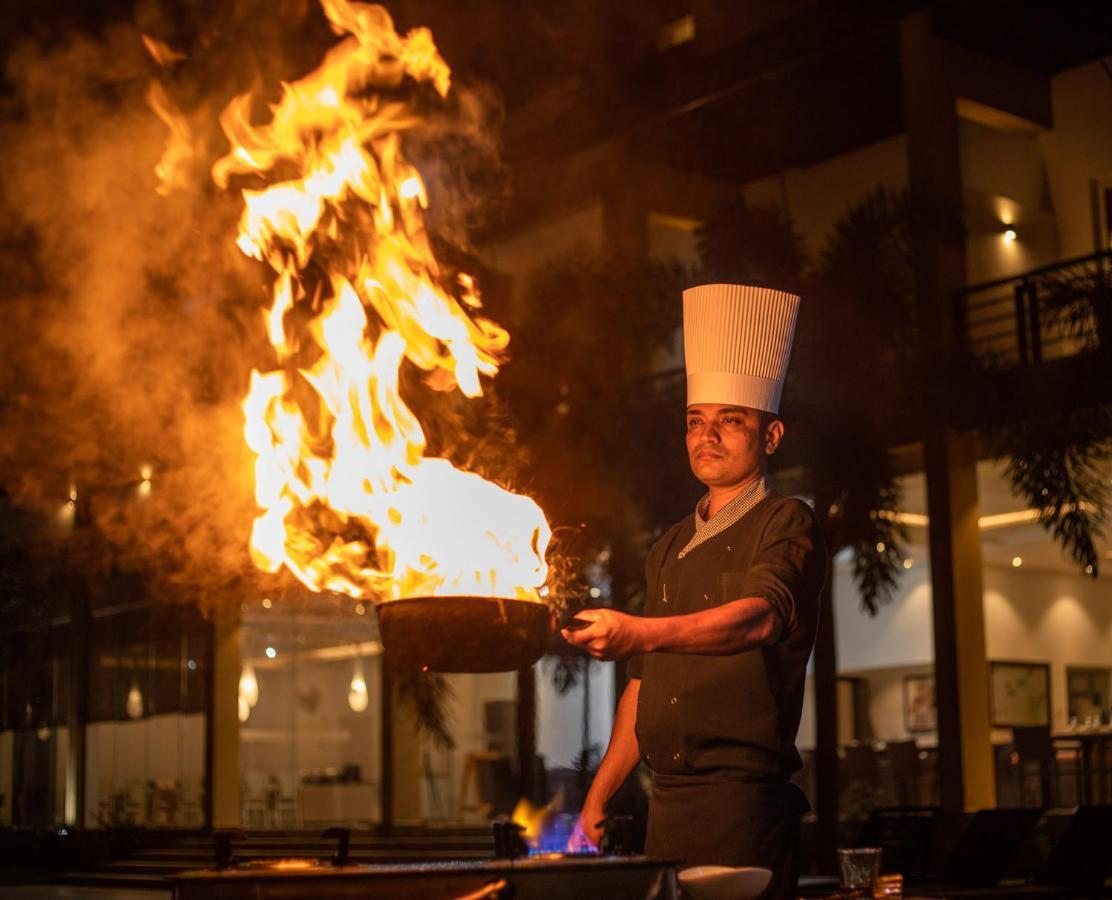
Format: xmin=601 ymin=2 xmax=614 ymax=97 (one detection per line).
xmin=644 ymin=776 xmax=809 ymax=900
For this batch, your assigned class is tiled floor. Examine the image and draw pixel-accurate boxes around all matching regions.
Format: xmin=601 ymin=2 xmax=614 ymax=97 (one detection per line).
xmin=0 ymin=888 xmax=169 ymax=899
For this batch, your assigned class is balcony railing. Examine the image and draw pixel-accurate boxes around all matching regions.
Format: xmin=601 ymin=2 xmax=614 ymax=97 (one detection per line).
xmin=955 ymin=250 xmax=1112 ymax=368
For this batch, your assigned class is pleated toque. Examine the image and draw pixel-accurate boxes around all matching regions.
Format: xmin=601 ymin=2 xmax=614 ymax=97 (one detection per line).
xmin=682 ymin=283 xmax=800 ymax=414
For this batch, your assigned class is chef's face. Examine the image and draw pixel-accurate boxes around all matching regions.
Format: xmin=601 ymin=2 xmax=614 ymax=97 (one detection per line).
xmin=685 ymin=404 xmax=783 ymax=488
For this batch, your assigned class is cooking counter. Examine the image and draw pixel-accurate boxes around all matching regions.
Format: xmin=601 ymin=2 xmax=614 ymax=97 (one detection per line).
xmin=171 ymin=855 xmax=677 ymax=900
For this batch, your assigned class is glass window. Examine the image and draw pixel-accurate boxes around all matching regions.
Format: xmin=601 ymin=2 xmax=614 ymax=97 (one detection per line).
xmin=239 ymin=594 xmax=382 ymax=828
xmin=84 ymin=602 xmax=209 ymax=828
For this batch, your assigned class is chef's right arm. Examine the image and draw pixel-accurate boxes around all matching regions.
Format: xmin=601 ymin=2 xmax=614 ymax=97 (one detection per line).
xmin=568 ymin=677 xmax=641 ymax=851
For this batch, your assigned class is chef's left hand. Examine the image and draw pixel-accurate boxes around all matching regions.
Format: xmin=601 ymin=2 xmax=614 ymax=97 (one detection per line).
xmin=560 ymin=608 xmax=649 ymax=660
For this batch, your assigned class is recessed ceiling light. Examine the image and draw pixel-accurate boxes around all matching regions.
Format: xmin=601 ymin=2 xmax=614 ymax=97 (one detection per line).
xmin=1012 ymin=556 xmax=1023 ymax=568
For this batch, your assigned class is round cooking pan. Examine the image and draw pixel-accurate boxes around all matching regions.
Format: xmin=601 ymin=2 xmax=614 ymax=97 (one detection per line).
xmin=375 ymin=596 xmax=556 ymax=673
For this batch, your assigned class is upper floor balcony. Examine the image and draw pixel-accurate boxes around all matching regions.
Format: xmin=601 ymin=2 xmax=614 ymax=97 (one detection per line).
xmin=955 ymin=249 xmax=1111 ymax=383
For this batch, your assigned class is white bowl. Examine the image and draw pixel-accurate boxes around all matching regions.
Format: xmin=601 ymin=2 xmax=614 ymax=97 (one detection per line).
xmin=677 ymin=865 xmax=773 ymax=900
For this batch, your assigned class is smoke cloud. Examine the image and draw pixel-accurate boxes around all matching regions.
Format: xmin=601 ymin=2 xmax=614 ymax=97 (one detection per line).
xmin=0 ymin=2 xmax=513 ymax=611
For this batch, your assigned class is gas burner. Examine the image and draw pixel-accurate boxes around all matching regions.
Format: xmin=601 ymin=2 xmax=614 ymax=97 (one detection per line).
xmin=490 ymin=812 xmax=637 ymax=860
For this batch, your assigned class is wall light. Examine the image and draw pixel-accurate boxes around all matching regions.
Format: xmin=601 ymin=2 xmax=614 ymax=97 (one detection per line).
xmin=902 ymin=558 xmax=914 ymax=570
xmin=348 ymin=659 xmax=369 ymax=713
xmin=1003 ymin=228 xmax=1018 ymax=243
xmin=126 ymin=679 xmax=144 ymax=719
xmin=239 ymin=663 xmax=259 ymax=708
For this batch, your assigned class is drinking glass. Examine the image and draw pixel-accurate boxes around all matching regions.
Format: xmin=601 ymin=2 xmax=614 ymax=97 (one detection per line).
xmin=838 ymin=847 xmax=882 ymax=890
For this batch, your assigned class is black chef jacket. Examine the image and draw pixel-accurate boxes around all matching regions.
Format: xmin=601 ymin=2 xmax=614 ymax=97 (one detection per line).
xmin=628 ymin=490 xmax=827 ymax=895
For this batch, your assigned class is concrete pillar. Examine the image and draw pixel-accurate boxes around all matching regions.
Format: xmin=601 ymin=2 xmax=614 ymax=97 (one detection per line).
xmin=516 ymin=666 xmax=537 ymax=802
xmin=379 ymin=662 xmax=394 ymax=830
xmin=925 ymin=434 xmax=996 ymax=811
xmin=812 ymin=555 xmax=839 ymax=869
xmin=391 ymin=688 xmax=424 ymax=823
xmin=210 ymin=606 xmax=242 ymax=827
xmin=900 ymin=11 xmax=996 ymax=812
xmin=64 ymin=547 xmax=89 ymax=826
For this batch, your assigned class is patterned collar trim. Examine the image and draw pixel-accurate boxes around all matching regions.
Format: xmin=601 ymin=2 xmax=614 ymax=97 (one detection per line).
xmin=679 ymin=475 xmax=770 ymax=558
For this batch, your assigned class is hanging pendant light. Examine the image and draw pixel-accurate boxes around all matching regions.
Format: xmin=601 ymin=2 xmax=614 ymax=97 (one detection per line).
xmin=239 ymin=662 xmax=259 ymax=709
xmin=126 ymin=679 xmax=144 ymax=719
xmin=348 ymin=658 xmax=369 ymax=713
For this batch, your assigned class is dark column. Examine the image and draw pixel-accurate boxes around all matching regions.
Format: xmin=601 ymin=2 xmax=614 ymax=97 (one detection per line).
xmin=210 ymin=606 xmax=243 ymax=827
xmin=900 ymin=11 xmax=995 ymax=813
xmin=379 ymin=661 xmax=394 ymax=832
xmin=202 ymin=617 xmax=215 ymax=830
xmin=812 ymin=543 xmax=839 ymax=871
xmin=516 ymin=666 xmax=537 ymax=802
xmin=65 ymin=549 xmax=89 ymax=826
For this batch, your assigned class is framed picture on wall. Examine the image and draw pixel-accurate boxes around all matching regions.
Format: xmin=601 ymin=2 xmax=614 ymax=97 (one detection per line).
xmin=990 ymin=661 xmax=1051 ymax=727
xmin=903 ymin=674 xmax=937 ymax=733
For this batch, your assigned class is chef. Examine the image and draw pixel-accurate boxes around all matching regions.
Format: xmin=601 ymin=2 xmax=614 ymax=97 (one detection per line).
xmin=563 ymin=283 xmax=827 ymax=899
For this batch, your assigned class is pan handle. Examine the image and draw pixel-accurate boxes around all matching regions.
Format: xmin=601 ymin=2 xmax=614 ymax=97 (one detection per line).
xmin=452 ymin=878 xmax=510 ymax=900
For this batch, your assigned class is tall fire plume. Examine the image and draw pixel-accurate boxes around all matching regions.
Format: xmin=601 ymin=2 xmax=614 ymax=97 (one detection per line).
xmin=210 ymin=0 xmax=551 ymax=603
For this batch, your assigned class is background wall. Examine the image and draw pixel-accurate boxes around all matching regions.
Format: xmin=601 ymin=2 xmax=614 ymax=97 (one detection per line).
xmin=1041 ymin=60 xmax=1112 ymax=258
xmin=743 ymin=134 xmax=909 ymax=259
xmin=821 ymin=549 xmax=1112 ymax=745
xmin=984 ymin=564 xmax=1112 ymax=733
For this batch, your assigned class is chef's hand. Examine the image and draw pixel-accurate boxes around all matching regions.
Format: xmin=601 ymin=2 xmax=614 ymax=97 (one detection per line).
xmin=567 ymin=802 xmax=604 ymax=853
xmin=561 ymin=608 xmax=649 ymax=660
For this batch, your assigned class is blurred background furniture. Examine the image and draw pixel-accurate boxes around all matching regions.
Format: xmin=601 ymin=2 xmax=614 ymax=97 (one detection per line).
xmin=931 ymin=807 xmax=1043 ymax=888
xmin=878 ymin=740 xmax=923 ymax=806
xmin=855 ymin=806 xmax=940 ymax=883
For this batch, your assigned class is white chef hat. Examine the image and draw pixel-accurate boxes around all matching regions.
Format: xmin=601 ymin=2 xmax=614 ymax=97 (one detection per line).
xmin=683 ymin=283 xmax=800 ymax=414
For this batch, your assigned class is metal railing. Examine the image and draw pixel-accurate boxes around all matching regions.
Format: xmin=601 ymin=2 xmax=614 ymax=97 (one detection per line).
xmin=955 ymin=249 xmax=1112 ymax=368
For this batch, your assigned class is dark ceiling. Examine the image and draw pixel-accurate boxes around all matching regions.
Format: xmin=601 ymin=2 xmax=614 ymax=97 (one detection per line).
xmin=2 ymin=0 xmax=1107 ymax=198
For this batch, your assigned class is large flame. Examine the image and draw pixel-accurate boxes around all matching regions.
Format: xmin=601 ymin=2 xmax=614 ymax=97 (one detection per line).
xmin=212 ymin=0 xmax=550 ymax=601
xmin=511 ymin=789 xmax=570 ymax=853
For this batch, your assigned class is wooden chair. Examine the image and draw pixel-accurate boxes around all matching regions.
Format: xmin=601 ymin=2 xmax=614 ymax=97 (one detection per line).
xmin=240 ymin=773 xmax=267 ymax=828
xmin=881 ymin=740 xmax=922 ymax=806
xmin=456 ymin=752 xmax=511 ymax=821
xmin=274 ymin=773 xmax=300 ymax=827
xmin=840 ymin=742 xmax=881 ymax=813
xmin=1012 ymin=727 xmax=1057 ymax=807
